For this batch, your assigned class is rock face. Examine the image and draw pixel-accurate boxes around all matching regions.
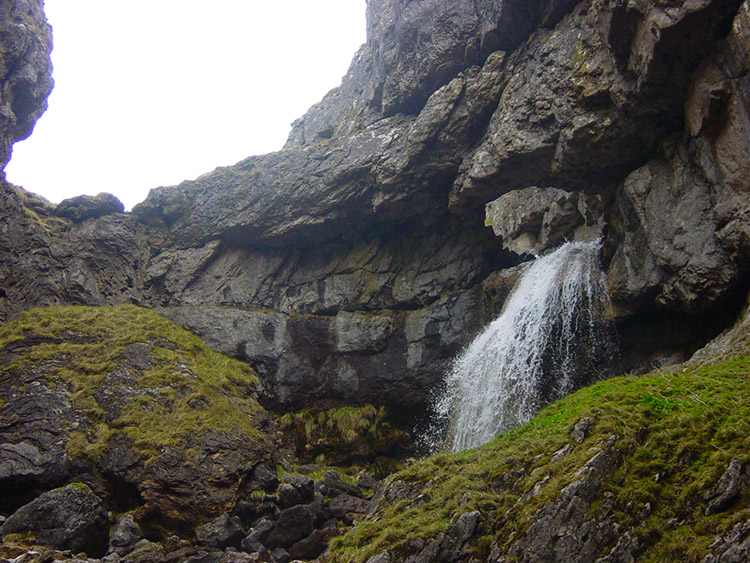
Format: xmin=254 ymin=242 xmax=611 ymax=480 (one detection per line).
xmin=55 ymin=193 xmax=125 ymax=223
xmin=2 ymin=0 xmax=750 ymax=560
xmin=608 ymin=2 xmax=750 ymax=316
xmin=1 ymin=0 xmax=750 ymax=463
xmin=3 ymin=0 xmax=748 ymax=418
xmin=0 ymin=0 xmax=53 ymax=172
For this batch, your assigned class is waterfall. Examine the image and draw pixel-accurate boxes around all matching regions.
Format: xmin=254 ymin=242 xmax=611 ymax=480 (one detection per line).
xmin=433 ymin=241 xmax=615 ymax=452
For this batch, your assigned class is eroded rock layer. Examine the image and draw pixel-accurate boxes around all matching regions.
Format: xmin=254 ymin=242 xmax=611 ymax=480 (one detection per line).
xmin=1 ymin=0 xmax=749 ymax=421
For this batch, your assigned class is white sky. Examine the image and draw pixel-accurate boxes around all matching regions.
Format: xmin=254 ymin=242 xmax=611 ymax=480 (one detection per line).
xmin=5 ymin=1 xmax=367 ymax=210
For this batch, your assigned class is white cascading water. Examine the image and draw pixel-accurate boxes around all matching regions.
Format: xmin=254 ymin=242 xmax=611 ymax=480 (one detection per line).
xmin=433 ymin=240 xmax=614 ymax=452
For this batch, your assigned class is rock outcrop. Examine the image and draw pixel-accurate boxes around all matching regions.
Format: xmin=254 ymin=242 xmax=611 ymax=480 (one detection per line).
xmin=0 ymin=484 xmax=109 ymax=557
xmin=54 ymin=193 xmax=125 ymax=223
xmin=0 ymin=306 xmax=276 ymax=537
xmin=0 ymin=0 xmax=52 ymax=172
xmin=1 ymin=0 xmax=749 ymax=417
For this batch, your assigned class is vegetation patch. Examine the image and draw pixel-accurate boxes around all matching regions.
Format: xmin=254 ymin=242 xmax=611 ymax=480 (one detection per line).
xmin=278 ymin=404 xmax=408 ymax=469
xmin=0 ymin=305 xmax=265 ymax=461
xmin=327 ymin=356 xmax=750 ymax=562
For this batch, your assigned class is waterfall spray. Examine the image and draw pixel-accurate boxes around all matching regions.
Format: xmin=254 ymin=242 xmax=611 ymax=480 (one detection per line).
xmin=432 ymin=241 xmax=615 ymax=452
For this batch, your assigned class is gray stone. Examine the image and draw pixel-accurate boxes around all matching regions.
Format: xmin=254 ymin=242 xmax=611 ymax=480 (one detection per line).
xmin=595 ymin=532 xmax=641 ymax=563
xmin=239 ymin=537 xmax=270 ymax=559
xmin=195 ymin=514 xmax=246 ymax=549
xmin=55 ymin=193 xmax=124 ymax=222
xmin=438 ymin=511 xmax=481 ymax=560
xmin=366 ymin=552 xmax=391 ymax=563
xmin=264 ymin=503 xmax=321 ymax=549
xmin=282 ymin=474 xmax=314 ymax=502
xmin=288 ymin=525 xmax=341 ymax=561
xmin=485 ymin=187 xmax=604 ymax=256
xmin=357 ymin=473 xmax=378 ymax=491
xmin=277 ymin=484 xmax=303 ymax=510
xmin=702 ymin=517 xmax=750 ymax=562
xmin=270 ymin=547 xmax=291 ymax=563
xmin=242 ymin=518 xmax=274 ymax=545
xmin=253 ymin=464 xmax=280 ymax=493
xmin=0 ymin=483 xmax=109 ymax=556
xmin=324 ymin=494 xmax=370 ymax=524
xmin=570 ymin=417 xmax=595 ymax=444
xmin=705 ymin=458 xmax=747 ymax=515
xmin=607 ymin=138 xmax=739 ymax=315
xmin=506 ymin=437 xmax=622 ymax=562
xmin=108 ymin=513 xmax=141 ymax=556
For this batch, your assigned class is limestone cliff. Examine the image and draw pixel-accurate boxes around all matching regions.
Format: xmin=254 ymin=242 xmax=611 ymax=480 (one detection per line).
xmin=0 ymin=0 xmax=52 ymax=172
xmin=2 ymin=0 xmax=750 ymax=561
xmin=7 ymin=0 xmax=746 ymax=417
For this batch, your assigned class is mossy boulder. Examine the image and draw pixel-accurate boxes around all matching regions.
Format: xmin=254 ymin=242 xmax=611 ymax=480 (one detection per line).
xmin=0 ymin=305 xmax=277 ymax=536
xmin=328 ymin=348 xmax=750 ymax=561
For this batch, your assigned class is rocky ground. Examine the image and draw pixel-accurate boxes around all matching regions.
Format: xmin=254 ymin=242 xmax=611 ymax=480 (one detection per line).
xmin=2 ymin=302 xmax=749 ymax=562
xmin=0 ymin=306 xmax=389 ymax=563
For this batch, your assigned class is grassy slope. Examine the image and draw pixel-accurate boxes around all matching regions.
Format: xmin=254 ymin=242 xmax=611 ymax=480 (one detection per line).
xmin=0 ymin=305 xmax=266 ymax=460
xmin=328 ymin=354 xmax=750 ymax=562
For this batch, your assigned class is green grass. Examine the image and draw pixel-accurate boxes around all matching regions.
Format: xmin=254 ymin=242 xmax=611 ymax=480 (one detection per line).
xmin=327 ymin=356 xmax=750 ymax=562
xmin=0 ymin=305 xmax=266 ymax=461
xmin=278 ymin=404 xmax=408 ymax=469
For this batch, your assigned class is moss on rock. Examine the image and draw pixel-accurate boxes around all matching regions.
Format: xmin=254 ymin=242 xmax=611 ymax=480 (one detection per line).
xmin=328 ymin=353 xmax=750 ymax=562
xmin=0 ymin=304 xmax=265 ymax=461
xmin=279 ymin=404 xmax=409 ymax=467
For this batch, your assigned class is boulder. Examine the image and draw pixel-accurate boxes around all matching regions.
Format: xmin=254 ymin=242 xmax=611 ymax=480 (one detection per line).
xmin=705 ymin=458 xmax=748 ymax=515
xmin=264 ymin=502 xmax=323 ymax=549
xmin=241 ymin=518 xmax=274 ymax=546
xmin=277 ymin=484 xmax=303 ymax=510
xmin=195 ymin=514 xmax=246 ymax=549
xmin=120 ymin=540 xmax=167 ymax=563
xmin=288 ymin=525 xmax=341 ymax=561
xmin=325 ymin=494 xmax=370 ymax=525
xmin=109 ymin=513 xmax=142 ymax=556
xmin=0 ymin=483 xmax=109 ymax=556
xmin=55 ymin=193 xmax=125 ymax=222
xmin=282 ymin=474 xmax=315 ymax=503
